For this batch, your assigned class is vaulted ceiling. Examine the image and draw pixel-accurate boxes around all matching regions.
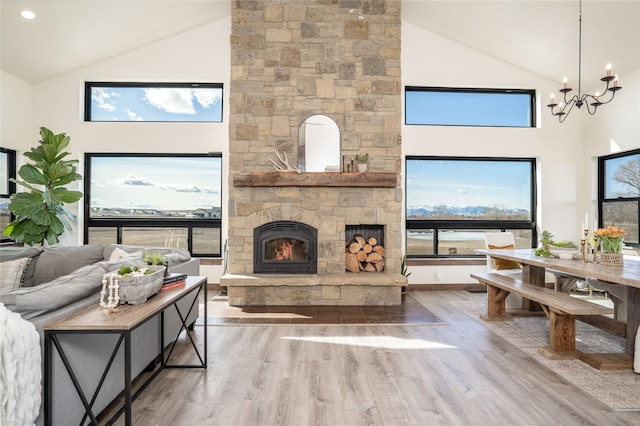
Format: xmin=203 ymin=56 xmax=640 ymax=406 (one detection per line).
xmin=2 ymin=0 xmax=639 ymax=88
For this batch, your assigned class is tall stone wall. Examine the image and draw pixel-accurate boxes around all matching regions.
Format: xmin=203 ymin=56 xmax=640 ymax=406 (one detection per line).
xmin=228 ymin=0 xmax=402 ymax=277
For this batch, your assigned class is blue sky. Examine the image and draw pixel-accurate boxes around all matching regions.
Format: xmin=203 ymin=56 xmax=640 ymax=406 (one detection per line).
xmin=405 ymin=90 xmax=532 ymax=127
xmin=90 ymin=156 xmax=221 ymax=211
xmin=90 ymin=86 xmax=222 ymax=122
xmin=406 ymin=159 xmax=532 ymax=210
xmin=605 ymin=154 xmax=640 ymax=198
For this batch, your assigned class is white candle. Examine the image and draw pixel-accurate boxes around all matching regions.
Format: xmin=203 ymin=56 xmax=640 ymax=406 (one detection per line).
xmin=594 ymin=220 xmax=598 ymax=231
xmin=581 ymin=222 xmax=585 ymax=233
xmin=606 ymin=63 xmax=612 ymax=77
xmin=562 ymin=76 xmax=568 ymax=88
xmin=585 ymin=213 xmax=589 ymax=230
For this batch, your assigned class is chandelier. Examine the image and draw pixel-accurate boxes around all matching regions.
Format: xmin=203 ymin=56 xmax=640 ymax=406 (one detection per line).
xmin=547 ymin=0 xmax=622 ymax=123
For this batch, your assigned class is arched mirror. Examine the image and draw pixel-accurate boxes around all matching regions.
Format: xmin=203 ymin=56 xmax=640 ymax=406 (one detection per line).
xmin=298 ymin=115 xmax=340 ymax=172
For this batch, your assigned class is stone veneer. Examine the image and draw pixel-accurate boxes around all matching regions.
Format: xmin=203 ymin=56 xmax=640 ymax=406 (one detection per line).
xmin=225 ymin=0 xmax=405 ymax=305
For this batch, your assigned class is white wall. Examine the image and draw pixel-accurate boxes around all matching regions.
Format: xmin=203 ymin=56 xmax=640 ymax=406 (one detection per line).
xmin=401 ymin=22 xmax=588 ymax=285
xmin=1 ymin=71 xmax=34 ymax=151
xmin=25 ymin=17 xmax=231 ymax=283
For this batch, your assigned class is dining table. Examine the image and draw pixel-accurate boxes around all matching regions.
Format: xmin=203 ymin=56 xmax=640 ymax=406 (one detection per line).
xmin=476 ymin=248 xmax=640 ymax=366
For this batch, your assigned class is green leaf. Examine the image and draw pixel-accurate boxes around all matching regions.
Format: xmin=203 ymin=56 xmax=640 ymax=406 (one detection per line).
xmin=52 ymin=188 xmax=83 ymax=204
xmin=48 ymin=215 xmax=65 ymax=236
xmin=8 ymin=192 xmax=45 ymax=216
xmin=18 ymin=164 xmax=47 ymax=185
xmin=51 ymin=171 xmax=82 ymax=188
xmin=31 ymin=208 xmax=53 ymax=226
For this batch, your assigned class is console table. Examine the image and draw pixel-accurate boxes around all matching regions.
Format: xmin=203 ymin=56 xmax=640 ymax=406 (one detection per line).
xmin=44 ymin=276 xmax=207 ymax=425
xmin=476 ymin=249 xmax=640 ymax=368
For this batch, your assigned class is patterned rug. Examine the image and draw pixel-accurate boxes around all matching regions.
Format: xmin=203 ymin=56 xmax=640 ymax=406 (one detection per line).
xmin=453 ymin=300 xmax=640 ymax=411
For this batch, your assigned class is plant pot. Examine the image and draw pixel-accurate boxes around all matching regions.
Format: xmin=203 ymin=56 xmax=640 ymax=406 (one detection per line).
xmin=600 ymin=252 xmax=623 ymax=266
xmin=357 ymin=163 xmax=367 ymax=173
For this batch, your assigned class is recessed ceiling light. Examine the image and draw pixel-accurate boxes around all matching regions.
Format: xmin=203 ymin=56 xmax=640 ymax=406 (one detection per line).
xmin=21 ymin=10 xmax=36 ymax=20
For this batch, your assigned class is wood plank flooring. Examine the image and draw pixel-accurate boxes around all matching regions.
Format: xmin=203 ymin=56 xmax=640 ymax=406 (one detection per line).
xmin=108 ymin=290 xmax=640 ymax=425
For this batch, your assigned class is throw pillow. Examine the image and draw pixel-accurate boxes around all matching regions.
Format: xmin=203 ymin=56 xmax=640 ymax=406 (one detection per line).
xmin=108 ymin=247 xmax=142 ymax=261
xmin=487 ymin=244 xmax=522 ymax=270
xmin=0 ymin=258 xmax=32 ymax=294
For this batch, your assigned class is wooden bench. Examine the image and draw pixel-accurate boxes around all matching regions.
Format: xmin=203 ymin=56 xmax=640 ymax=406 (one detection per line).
xmin=471 ymin=272 xmax=614 ymax=358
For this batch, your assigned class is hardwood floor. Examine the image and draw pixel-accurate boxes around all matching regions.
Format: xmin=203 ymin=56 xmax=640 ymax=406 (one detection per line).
xmin=110 ymin=290 xmax=640 ymax=425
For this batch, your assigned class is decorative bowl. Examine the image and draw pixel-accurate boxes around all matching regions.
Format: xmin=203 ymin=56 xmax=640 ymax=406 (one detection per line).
xmin=116 ymin=266 xmax=166 ymax=305
xmin=549 ymin=247 xmax=579 ymax=260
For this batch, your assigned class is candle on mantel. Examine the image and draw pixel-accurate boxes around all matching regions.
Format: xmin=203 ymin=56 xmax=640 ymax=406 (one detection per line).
xmin=584 ymin=213 xmax=589 ymax=230
xmin=594 ymin=220 xmax=598 ymax=232
xmin=581 ymin=222 xmax=585 ymax=233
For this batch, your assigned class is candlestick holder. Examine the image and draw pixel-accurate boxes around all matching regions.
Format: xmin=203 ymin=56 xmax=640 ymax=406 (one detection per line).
xmin=581 ymin=229 xmax=589 ymax=262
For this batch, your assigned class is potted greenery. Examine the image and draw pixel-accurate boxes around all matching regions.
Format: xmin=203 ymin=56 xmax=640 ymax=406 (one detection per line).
xmin=143 ymin=251 xmax=169 ymax=275
xmin=401 ymin=253 xmax=411 ymax=294
xmin=3 ymin=127 xmax=82 ymax=246
xmin=355 ymin=153 xmax=369 ymax=172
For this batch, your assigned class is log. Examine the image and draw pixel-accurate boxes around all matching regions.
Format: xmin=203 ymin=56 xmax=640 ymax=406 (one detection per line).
xmin=348 ymin=242 xmax=361 ymax=254
xmin=365 ymin=252 xmax=383 ymax=263
xmin=345 ymin=253 xmax=360 ymax=273
xmin=367 ymin=237 xmax=377 ymax=246
xmin=374 ymin=260 xmax=385 ymax=272
xmin=373 ymin=245 xmax=385 ymax=256
xmin=354 ymin=234 xmax=366 ymax=248
xmin=363 ymin=244 xmax=373 ymax=254
xmin=356 ymin=251 xmax=367 ymax=262
xmin=364 ymin=262 xmax=376 ymax=272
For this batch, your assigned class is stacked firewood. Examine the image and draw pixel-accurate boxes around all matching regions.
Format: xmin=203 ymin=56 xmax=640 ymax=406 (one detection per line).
xmin=345 ymin=234 xmax=385 ymax=272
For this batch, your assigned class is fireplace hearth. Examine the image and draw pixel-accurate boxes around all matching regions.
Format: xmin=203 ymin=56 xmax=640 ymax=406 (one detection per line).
xmin=254 ymin=221 xmax=317 ymax=274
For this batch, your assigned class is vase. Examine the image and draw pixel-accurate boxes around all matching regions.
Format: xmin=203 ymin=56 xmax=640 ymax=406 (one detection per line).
xmin=357 ymin=163 xmax=367 ymax=173
xmin=600 ymin=252 xmax=623 ymax=267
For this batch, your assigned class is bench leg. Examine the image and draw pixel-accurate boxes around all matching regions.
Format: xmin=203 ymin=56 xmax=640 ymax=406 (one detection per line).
xmin=480 ymin=285 xmax=510 ymax=320
xmin=538 ymin=309 xmax=581 ymax=359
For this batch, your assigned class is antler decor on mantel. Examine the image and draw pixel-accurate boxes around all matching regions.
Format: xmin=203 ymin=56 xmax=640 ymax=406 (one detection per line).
xmin=269 ymin=150 xmax=300 ymax=174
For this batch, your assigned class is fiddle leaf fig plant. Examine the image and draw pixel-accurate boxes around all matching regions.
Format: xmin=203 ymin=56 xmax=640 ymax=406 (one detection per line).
xmin=3 ymin=127 xmax=83 ymax=245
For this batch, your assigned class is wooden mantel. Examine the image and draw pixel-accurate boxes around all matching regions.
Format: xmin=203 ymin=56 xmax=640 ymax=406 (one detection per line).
xmin=233 ymin=172 xmax=398 ymax=187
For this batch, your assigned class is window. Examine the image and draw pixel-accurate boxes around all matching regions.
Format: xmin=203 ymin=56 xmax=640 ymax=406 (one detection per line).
xmin=598 ymin=149 xmax=639 ymax=247
xmin=405 ymin=86 xmax=536 ymax=127
xmin=0 ymin=148 xmax=16 ymax=243
xmin=85 ymin=82 xmax=223 ymax=122
xmin=406 ymin=157 xmax=537 ymax=257
xmin=84 ymin=154 xmax=222 ymax=256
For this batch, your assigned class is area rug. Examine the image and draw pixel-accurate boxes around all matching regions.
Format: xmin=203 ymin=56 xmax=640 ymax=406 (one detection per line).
xmin=197 ymin=293 xmax=444 ymax=326
xmin=453 ymin=300 xmax=640 ymax=411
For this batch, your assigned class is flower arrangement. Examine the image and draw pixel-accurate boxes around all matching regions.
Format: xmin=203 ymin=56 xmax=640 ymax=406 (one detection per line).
xmin=593 ymin=226 xmax=627 ymax=253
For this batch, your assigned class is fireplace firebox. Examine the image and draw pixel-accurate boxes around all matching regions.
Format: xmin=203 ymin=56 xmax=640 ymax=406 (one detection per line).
xmin=254 ymin=221 xmax=317 ymax=274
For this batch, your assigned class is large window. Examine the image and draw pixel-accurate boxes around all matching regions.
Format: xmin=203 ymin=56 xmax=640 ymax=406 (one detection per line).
xmin=85 ymin=82 xmax=223 ymax=122
xmin=405 ymin=86 xmax=536 ymax=127
xmin=0 ymin=148 xmax=16 ymax=243
xmin=85 ymin=154 xmax=222 ymax=256
xmin=598 ymin=149 xmax=639 ymax=247
xmin=406 ymin=157 xmax=537 ymax=257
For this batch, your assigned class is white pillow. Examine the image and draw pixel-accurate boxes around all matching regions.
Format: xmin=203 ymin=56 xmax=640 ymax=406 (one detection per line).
xmin=0 ymin=258 xmax=32 ymax=294
xmin=108 ymin=247 xmax=142 ymax=261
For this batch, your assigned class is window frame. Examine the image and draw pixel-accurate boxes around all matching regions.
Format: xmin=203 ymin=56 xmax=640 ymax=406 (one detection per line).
xmin=597 ymin=148 xmax=640 ymax=248
xmin=84 ymin=153 xmax=223 ymax=257
xmin=405 ymin=86 xmax=537 ymax=128
xmin=1 ymin=148 xmax=16 ymax=243
xmin=405 ymin=156 xmax=538 ymax=258
xmin=84 ymin=82 xmax=224 ymax=122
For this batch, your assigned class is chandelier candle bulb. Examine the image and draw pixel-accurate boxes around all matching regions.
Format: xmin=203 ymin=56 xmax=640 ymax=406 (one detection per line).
xmin=563 ymin=77 xmax=568 ymax=88
xmin=613 ymin=76 xmax=618 ymax=87
xmin=606 ymin=63 xmax=612 ymax=76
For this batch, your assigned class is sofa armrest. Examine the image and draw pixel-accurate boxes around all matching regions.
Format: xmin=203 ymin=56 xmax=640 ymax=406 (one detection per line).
xmin=168 ymin=258 xmax=200 ymax=276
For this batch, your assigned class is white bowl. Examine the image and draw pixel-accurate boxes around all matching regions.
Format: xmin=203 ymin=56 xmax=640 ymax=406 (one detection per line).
xmin=549 ymin=247 xmax=579 ymax=260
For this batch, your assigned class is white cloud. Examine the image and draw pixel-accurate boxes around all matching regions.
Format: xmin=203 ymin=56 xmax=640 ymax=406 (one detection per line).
xmin=92 ymin=87 xmax=119 ymax=112
xmin=126 ymin=109 xmax=144 ymax=121
xmin=193 ymin=88 xmax=222 ymax=109
xmin=144 ymin=88 xmax=197 ymax=114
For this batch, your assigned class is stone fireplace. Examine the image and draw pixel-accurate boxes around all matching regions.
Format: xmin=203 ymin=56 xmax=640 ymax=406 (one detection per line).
xmin=221 ymin=0 xmax=406 ymax=305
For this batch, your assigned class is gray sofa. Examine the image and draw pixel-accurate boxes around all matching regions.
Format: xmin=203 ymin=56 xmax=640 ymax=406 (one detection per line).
xmin=0 ymin=244 xmax=201 ymax=425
